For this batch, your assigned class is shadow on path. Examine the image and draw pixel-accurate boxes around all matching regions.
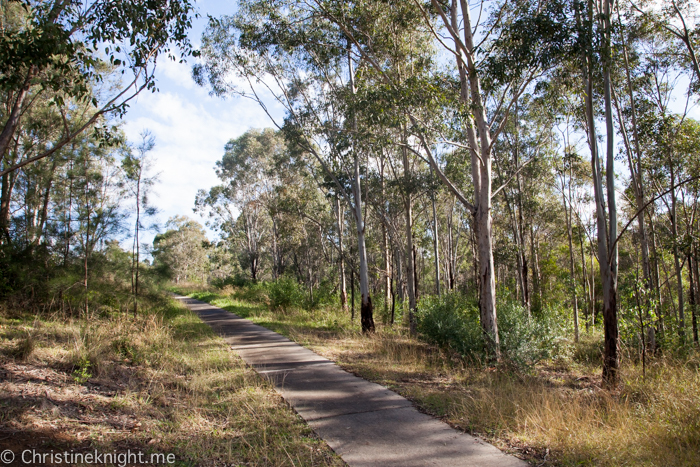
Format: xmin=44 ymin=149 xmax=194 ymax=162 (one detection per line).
xmin=175 ymin=295 xmax=528 ymax=467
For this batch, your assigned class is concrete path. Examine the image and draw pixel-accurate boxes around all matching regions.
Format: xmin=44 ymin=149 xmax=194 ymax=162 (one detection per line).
xmin=175 ymin=295 xmax=528 ymax=467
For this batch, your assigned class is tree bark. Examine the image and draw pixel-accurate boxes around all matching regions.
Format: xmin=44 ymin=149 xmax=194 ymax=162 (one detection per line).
xmin=335 ymin=195 xmax=348 ymax=311
xmin=689 ymin=254 xmax=698 ymax=344
xmin=561 ymin=170 xmax=579 ymax=342
xmin=443 ymin=0 xmax=500 ymax=358
xmin=601 ymin=0 xmax=620 ymax=386
xmin=578 ymin=217 xmax=591 ymax=331
xmin=381 ymin=155 xmax=391 ymax=316
xmin=670 ymin=164 xmax=685 ymax=341
xmin=0 ymin=77 xmax=32 ymax=161
xmin=351 ymin=267 xmax=355 ymax=321
xmin=430 ymin=167 xmax=441 ymax=297
xmin=650 ymin=215 xmax=665 ymax=341
xmin=36 ymin=166 xmax=56 ymax=246
xmin=348 ymin=45 xmax=374 ymax=333
xmin=402 ymin=136 xmax=417 ymax=334
xmin=620 ymin=31 xmax=655 ymax=349
xmin=0 ymin=137 xmax=20 ymax=243
xmin=693 ymin=245 xmax=700 ymax=344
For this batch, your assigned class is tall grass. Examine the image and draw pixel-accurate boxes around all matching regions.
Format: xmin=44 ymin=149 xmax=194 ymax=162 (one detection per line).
xmin=0 ymin=296 xmax=342 ymax=466
xmin=185 ymin=283 xmax=700 ymax=467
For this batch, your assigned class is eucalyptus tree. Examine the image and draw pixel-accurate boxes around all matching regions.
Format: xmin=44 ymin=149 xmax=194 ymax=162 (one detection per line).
xmin=674 ymin=120 xmax=700 ymax=345
xmin=196 ymin=183 xmax=266 ymax=282
xmin=610 ymin=5 xmax=659 ymax=351
xmin=194 ymin=2 xmax=386 ymax=332
xmin=630 ymin=0 xmax=699 ymax=88
xmin=555 ymin=150 xmax=591 ymax=341
xmin=196 ymin=129 xmax=289 ymax=281
xmin=622 ymin=7 xmax=700 ymax=342
xmin=337 ymin=3 xmax=440 ymax=332
xmin=642 ymin=113 xmax=700 ymax=341
xmin=492 ymin=91 xmax=560 ymax=316
xmin=0 ymin=0 xmax=197 ymax=177
xmin=568 ymin=0 xmax=623 ymax=385
xmin=316 ymin=0 xmax=575 ymax=357
xmin=121 ymin=130 xmax=158 ymax=317
xmin=71 ymin=137 xmax=125 ymax=314
xmin=152 ymin=216 xmax=209 ymax=284
xmin=0 ymin=85 xmax=67 ymax=241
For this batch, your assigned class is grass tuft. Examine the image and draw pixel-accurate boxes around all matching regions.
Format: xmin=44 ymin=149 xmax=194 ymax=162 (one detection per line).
xmin=0 ymin=294 xmax=343 ymax=466
xmin=7 ymin=332 xmax=35 ymax=360
xmin=185 ymin=285 xmax=700 ymax=467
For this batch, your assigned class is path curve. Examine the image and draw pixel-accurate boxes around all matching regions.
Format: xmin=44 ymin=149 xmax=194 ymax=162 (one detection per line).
xmin=175 ymin=295 xmax=528 ymax=467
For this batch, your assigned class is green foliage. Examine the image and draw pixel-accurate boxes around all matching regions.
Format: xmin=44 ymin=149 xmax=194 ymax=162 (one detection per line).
xmin=0 ymin=234 xmax=168 ymax=319
xmin=303 ymin=279 xmax=338 ymax=310
xmin=415 ymin=293 xmax=484 ymax=362
xmin=498 ymin=300 xmax=569 ymax=368
xmin=416 ymin=293 xmax=568 ymax=368
xmin=266 ymin=276 xmax=306 ymax=311
xmin=0 ymin=0 xmax=197 ymax=101
xmin=234 ymin=282 xmax=269 ymax=304
xmin=152 ymin=216 xmax=210 ymax=284
xmin=211 ymin=273 xmax=251 ymax=289
xmin=72 ymin=356 xmax=93 ymax=384
xmin=572 ymin=334 xmax=604 ymax=365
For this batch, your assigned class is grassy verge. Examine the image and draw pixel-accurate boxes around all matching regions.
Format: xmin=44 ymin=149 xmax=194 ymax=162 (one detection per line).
xmin=0 ymin=294 xmax=343 ymax=467
xmin=182 ymin=286 xmax=700 ymax=467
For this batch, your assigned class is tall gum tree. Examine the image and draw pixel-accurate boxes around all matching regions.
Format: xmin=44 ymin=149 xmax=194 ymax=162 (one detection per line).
xmin=0 ymin=0 xmax=197 ymax=176
xmin=194 ymin=3 xmax=378 ymax=331
xmin=318 ymin=0 xmax=574 ymax=357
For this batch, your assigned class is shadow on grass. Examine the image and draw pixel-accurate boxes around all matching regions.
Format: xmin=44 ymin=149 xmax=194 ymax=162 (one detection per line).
xmin=218 ymin=304 xmax=264 ymax=319
xmin=188 ymin=292 xmax=221 ymax=303
xmin=171 ymin=321 xmax=213 ymax=342
xmin=261 ymin=321 xmax=346 ymax=337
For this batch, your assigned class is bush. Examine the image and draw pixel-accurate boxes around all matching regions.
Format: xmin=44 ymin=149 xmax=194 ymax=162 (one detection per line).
xmin=233 ymin=282 xmax=269 ymax=304
xmin=266 ymin=276 xmax=305 ymax=311
xmin=572 ymin=333 xmax=603 ymax=365
xmin=415 ymin=293 xmax=484 ymax=362
xmin=303 ymin=279 xmax=337 ymax=310
xmin=498 ymin=300 xmax=569 ymax=367
xmin=416 ymin=293 xmax=568 ymax=368
xmin=211 ymin=273 xmax=251 ymax=289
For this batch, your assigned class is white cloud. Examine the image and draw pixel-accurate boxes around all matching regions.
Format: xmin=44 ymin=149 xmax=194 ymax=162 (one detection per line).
xmin=121 ymin=62 xmax=284 ymax=246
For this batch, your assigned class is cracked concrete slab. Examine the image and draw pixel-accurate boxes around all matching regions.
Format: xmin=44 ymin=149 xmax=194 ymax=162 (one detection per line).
xmin=175 ymin=295 xmax=528 ymax=467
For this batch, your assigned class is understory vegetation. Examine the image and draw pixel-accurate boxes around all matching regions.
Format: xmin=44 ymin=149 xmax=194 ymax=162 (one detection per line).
xmin=180 ymin=283 xmax=700 ymax=467
xmin=2 ymin=0 xmax=700 ymax=466
xmin=0 ymin=293 xmax=341 ymax=467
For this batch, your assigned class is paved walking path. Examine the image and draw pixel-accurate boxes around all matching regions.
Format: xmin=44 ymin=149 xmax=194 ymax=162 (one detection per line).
xmin=175 ymin=295 xmax=528 ymax=467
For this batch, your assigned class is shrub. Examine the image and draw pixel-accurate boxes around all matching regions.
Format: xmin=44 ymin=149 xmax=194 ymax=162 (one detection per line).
xmin=416 ymin=293 xmax=568 ymax=368
xmin=303 ymin=279 xmax=337 ymax=310
xmin=572 ymin=333 xmax=604 ymax=365
xmin=415 ymin=293 xmax=484 ymax=362
xmin=72 ymin=356 xmax=93 ymax=383
xmin=498 ymin=300 xmax=569 ymax=367
xmin=266 ymin=276 xmax=305 ymax=312
xmin=233 ymin=281 xmax=268 ymax=304
xmin=211 ymin=273 xmax=251 ymax=289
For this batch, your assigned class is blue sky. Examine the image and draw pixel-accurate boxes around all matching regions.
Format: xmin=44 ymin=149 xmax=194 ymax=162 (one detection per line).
xmin=119 ymin=0 xmax=699 ymax=250
xmin=120 ymin=0 xmax=283 ymax=247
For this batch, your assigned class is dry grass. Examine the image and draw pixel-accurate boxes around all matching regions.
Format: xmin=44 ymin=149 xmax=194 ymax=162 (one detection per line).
xmin=0 ymin=298 xmax=343 ymax=467
xmin=189 ymin=287 xmax=700 ymax=467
